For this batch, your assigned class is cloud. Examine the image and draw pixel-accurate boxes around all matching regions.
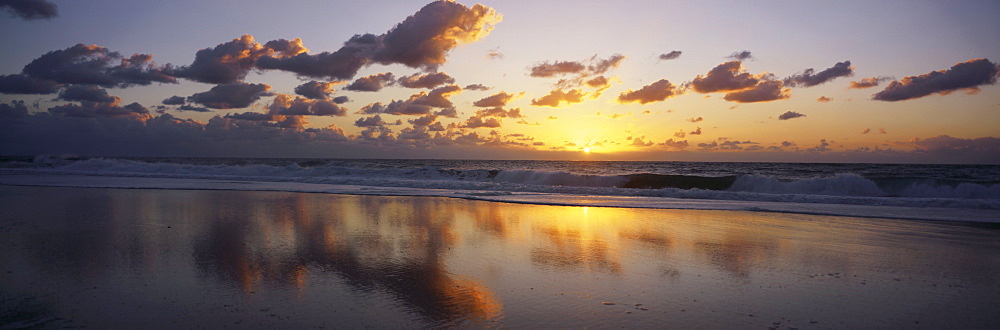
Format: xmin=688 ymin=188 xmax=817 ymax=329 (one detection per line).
xmin=806 ymin=139 xmax=832 ymax=152
xmin=906 ymin=135 xmax=999 ymax=152
xmin=726 ymin=50 xmax=753 ymax=61
xmin=332 ymin=96 xmax=350 ymax=104
xmin=57 ymin=85 xmax=118 ymax=103
xmin=723 ymin=80 xmax=790 ymax=103
xmin=0 ymin=0 xmax=57 ymax=20
xmin=0 ymin=100 xmax=29 ymax=118
xmin=16 ymin=44 xmax=176 ymax=88
xmin=412 ymin=84 xmax=462 ymax=108
xmin=529 ymin=61 xmax=586 ymax=78
xmin=474 ymin=106 xmax=522 ymax=118
xmin=267 ymin=94 xmax=347 ymax=117
xmin=861 ymin=128 xmax=871 ymax=134
xmin=631 ymin=137 xmax=654 ymax=147
xmin=585 ymin=76 xmax=610 ymax=89
xmin=397 ymin=72 xmax=456 ymax=89
xmin=473 ymin=91 xmax=521 ymax=107
xmin=372 ymin=1 xmax=500 ymax=70
xmin=294 ymin=81 xmax=339 ymax=99
xmin=409 ymin=114 xmax=438 ymax=127
xmin=162 ymin=95 xmax=186 ymax=105
xmin=616 ymin=79 xmax=678 ymax=104
xmin=255 ymin=35 xmax=375 ymax=81
xmin=817 ymin=96 xmax=832 ymax=103
xmin=686 ymin=117 xmax=703 ymax=123
xmin=463 ymin=116 xmax=502 ymax=128
xmin=175 ymin=105 xmax=210 ymax=112
xmin=784 ymin=61 xmax=854 ymax=87
xmin=691 ymin=61 xmax=761 ymax=93
xmin=690 ymin=127 xmax=702 ymax=135
xmin=187 ymin=82 xmax=272 ymax=109
xmin=487 ymin=48 xmax=504 ymax=60
xmin=0 ymin=74 xmax=62 ymax=94
xmin=355 ymin=114 xmax=388 ymax=127
xmin=659 ymin=51 xmax=682 ymax=61
xmin=872 ymin=58 xmax=1000 ymax=101
xmin=464 ymin=83 xmax=490 ymax=91
xmin=673 ymin=129 xmax=686 ymax=138
xmin=848 ymin=76 xmax=892 ymax=89
xmin=171 ymin=35 xmax=306 ymax=84
xmin=659 ymin=138 xmax=689 ymax=150
xmin=48 ymin=101 xmax=149 ymax=119
xmin=345 ymin=72 xmax=396 ymax=92
xmin=530 ymin=89 xmax=585 ymax=107
xmin=698 ymin=139 xmax=758 ymax=151
xmin=778 ymin=111 xmax=806 ymax=120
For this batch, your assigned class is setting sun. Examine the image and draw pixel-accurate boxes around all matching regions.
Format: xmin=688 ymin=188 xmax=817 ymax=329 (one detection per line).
xmin=583 ymin=147 xmax=591 ymax=153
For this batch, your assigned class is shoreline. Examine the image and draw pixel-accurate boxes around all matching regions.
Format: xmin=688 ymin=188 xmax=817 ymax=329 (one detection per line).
xmin=1 ymin=173 xmax=998 ymax=223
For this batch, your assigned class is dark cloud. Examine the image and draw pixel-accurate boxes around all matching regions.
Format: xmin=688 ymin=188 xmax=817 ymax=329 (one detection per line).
xmin=588 ymin=54 xmax=626 ymax=75
xmin=267 ymin=94 xmax=348 ymax=117
xmin=396 ymin=72 xmax=455 ymax=89
xmin=187 ymin=83 xmax=272 ymax=109
xmin=464 ymin=83 xmax=490 ymax=91
xmin=463 ymin=115 xmax=502 ymax=128
xmin=177 ymin=105 xmax=211 ymax=112
xmin=0 ymin=74 xmax=61 ymax=94
xmin=848 ymin=76 xmax=892 ymax=89
xmin=175 ymin=35 xmax=307 ymax=84
xmin=530 ymin=89 xmax=585 ymax=107
xmin=332 ymin=96 xmax=350 ymax=104
xmin=355 ymin=114 xmax=388 ymax=127
xmin=817 ymin=96 xmax=832 ymax=103
xmin=529 ymin=61 xmax=586 ymax=78
xmin=784 ymin=61 xmax=853 ymax=87
xmin=616 ymin=79 xmax=678 ymax=104
xmin=872 ymin=58 xmax=999 ymax=101
xmin=345 ymin=72 xmax=395 ymax=92
xmin=409 ymin=114 xmax=438 ymax=127
xmin=225 ymin=112 xmax=272 ymax=121
xmin=691 ymin=61 xmax=761 ymax=93
xmin=778 ymin=111 xmax=806 ymax=120
xmin=0 ymin=100 xmax=29 ymax=118
xmin=698 ymin=139 xmax=758 ymax=151
xmin=411 ymin=84 xmax=462 ymax=108
xmin=690 ymin=127 xmax=702 ymax=135
xmin=473 ymin=91 xmax=521 ymax=107
xmin=906 ymin=135 xmax=999 ymax=152
xmin=659 ymin=51 xmax=682 ymax=61
xmin=19 ymin=44 xmax=176 ymax=88
xmin=659 ymin=138 xmax=689 ymax=150
xmin=162 ymin=95 xmax=186 ymax=105
xmin=474 ymin=106 xmax=522 ymax=118
xmin=255 ymin=37 xmax=374 ymax=81
xmin=726 ymin=50 xmax=753 ymax=61
xmin=293 ymin=81 xmax=339 ymax=99
xmin=723 ymin=80 xmax=790 ymax=103
xmin=585 ymin=76 xmax=610 ymax=88
xmin=434 ymin=107 xmax=458 ymax=118
xmin=806 ymin=139 xmax=832 ymax=152
xmin=48 ymin=101 xmax=149 ymax=119
xmin=372 ymin=1 xmax=500 ymax=70
xmin=57 ymin=85 xmax=118 ymax=103
xmin=0 ymin=0 xmax=57 ymax=20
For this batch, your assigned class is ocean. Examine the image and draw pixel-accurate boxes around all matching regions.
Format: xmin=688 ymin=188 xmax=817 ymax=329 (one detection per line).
xmin=1 ymin=155 xmax=998 ymax=222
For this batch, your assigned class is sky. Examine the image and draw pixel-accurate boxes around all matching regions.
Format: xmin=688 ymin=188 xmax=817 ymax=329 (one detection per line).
xmin=1 ymin=0 xmax=998 ymax=163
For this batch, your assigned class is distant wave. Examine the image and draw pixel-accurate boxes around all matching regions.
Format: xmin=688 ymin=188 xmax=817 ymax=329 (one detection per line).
xmin=2 ymin=155 xmax=998 ymax=210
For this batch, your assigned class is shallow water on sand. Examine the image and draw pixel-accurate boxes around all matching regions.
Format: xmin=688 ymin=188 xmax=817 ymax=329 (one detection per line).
xmin=1 ymin=185 xmax=999 ymax=328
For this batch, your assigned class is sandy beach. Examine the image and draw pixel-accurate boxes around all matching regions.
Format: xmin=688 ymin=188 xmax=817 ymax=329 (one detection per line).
xmin=1 ymin=185 xmax=999 ymax=328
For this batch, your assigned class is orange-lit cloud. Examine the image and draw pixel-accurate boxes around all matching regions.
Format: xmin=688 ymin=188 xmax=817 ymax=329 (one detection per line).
xmin=530 ymin=89 xmax=585 ymax=107
xmin=723 ymin=80 xmax=790 ymax=103
xmin=848 ymin=76 xmax=892 ymax=89
xmin=817 ymin=96 xmax=832 ymax=102
xmin=473 ymin=91 xmax=522 ymax=107
xmin=616 ymin=79 xmax=679 ymax=104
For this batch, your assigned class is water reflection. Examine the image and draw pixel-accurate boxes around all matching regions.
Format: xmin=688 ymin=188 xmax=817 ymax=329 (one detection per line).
xmin=2 ymin=186 xmax=999 ymax=328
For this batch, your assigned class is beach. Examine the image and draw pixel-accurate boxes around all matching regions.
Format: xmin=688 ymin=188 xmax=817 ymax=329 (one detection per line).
xmin=2 ymin=184 xmax=998 ymax=328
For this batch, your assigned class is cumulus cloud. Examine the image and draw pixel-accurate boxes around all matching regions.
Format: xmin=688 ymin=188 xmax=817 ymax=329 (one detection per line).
xmin=848 ymin=76 xmax=892 ymax=89
xmin=255 ymin=35 xmax=374 ymax=81
xmin=726 ymin=50 xmax=753 ymax=61
xmin=332 ymin=96 xmax=350 ymax=104
xmin=187 ymin=82 xmax=272 ymax=109
xmin=371 ymin=1 xmax=500 ymax=70
xmin=686 ymin=117 xmax=703 ymax=123
xmin=396 ymin=72 xmax=455 ymax=89
xmin=631 ymin=136 xmax=654 ymax=147
xmin=412 ymin=84 xmax=462 ymax=108
xmin=462 ymin=115 xmax=502 ymax=128
xmin=817 ymin=96 xmax=832 ymax=103
xmin=659 ymin=138 xmax=689 ymax=150
xmin=691 ymin=61 xmax=761 ymax=93
xmin=698 ymin=139 xmax=758 ymax=151
xmin=473 ymin=106 xmax=522 ymax=118
xmin=529 ymin=61 xmax=586 ymax=78
xmin=345 ymin=72 xmax=396 ymax=92
xmin=659 ymin=51 xmax=682 ymax=61
xmin=872 ymin=58 xmax=1000 ymax=101
xmin=784 ymin=61 xmax=853 ymax=87
xmin=267 ymin=94 xmax=347 ymax=117
xmin=616 ymin=79 xmax=678 ymax=104
xmin=57 ymin=85 xmax=118 ymax=103
xmin=294 ymin=81 xmax=339 ymax=99
xmin=530 ymin=89 xmax=586 ymax=107
xmin=673 ymin=129 xmax=686 ymax=138
xmin=162 ymin=95 xmax=186 ymax=105
xmin=15 ymin=44 xmax=176 ymax=88
xmin=723 ymin=80 xmax=790 ymax=103
xmin=409 ymin=114 xmax=438 ymax=127
xmin=0 ymin=0 xmax=57 ymax=20
xmin=473 ymin=91 xmax=521 ymax=107
xmin=355 ymin=114 xmax=388 ymax=127
xmin=778 ymin=111 xmax=806 ymax=120
xmin=171 ymin=35 xmax=306 ymax=84
xmin=0 ymin=74 xmax=62 ymax=94
xmin=528 ymin=54 xmax=625 ymax=89
xmin=48 ymin=101 xmax=150 ymax=119
xmin=690 ymin=127 xmax=702 ymax=135
xmin=464 ymin=83 xmax=490 ymax=91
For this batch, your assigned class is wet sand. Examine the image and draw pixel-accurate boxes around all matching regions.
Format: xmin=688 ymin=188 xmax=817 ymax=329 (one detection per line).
xmin=1 ymin=185 xmax=998 ymax=328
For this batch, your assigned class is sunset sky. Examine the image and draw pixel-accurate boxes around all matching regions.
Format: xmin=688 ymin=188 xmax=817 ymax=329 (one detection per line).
xmin=1 ymin=0 xmax=998 ymax=163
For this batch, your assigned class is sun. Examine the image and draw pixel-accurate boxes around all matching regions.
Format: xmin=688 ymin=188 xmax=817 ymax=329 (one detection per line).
xmin=583 ymin=147 xmax=591 ymax=153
